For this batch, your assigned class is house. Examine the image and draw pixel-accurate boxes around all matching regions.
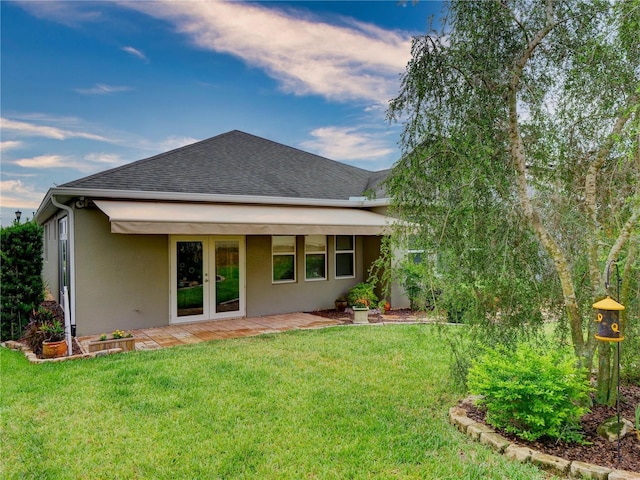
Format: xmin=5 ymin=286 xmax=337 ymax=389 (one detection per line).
xmin=35 ymin=130 xmax=408 ymax=336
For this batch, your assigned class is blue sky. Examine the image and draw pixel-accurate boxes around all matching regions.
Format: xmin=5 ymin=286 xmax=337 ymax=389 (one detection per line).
xmin=1 ymin=1 xmax=442 ymax=226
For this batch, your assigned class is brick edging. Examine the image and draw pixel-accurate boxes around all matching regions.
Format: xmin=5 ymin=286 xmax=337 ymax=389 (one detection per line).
xmin=2 ymin=340 xmax=124 ymax=363
xmin=449 ymin=401 xmax=639 ymax=479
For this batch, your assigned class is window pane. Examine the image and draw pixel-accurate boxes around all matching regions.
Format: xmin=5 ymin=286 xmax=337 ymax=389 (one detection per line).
xmin=336 ymin=235 xmax=353 ymax=251
xmin=305 ymin=235 xmax=326 ymax=253
xmin=336 ymin=252 xmax=354 ymax=277
xmin=273 ymin=235 xmax=295 ymax=253
xmin=273 ymin=255 xmax=295 ymax=282
xmin=306 ymin=253 xmax=326 ymax=279
xmin=176 ymin=241 xmax=204 ymax=316
xmin=216 ymin=240 xmax=240 ymax=313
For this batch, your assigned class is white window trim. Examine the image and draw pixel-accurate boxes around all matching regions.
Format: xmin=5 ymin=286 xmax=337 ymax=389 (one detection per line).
xmin=334 ymin=235 xmax=355 ymax=279
xmin=305 ymin=235 xmax=326 ymax=282
xmin=272 ymin=235 xmax=296 ymax=284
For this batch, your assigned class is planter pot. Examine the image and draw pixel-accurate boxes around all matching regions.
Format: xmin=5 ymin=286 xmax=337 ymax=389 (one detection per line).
xmin=88 ymin=337 xmax=136 ymax=353
xmin=42 ymin=340 xmax=67 ymax=359
xmin=335 ymin=300 xmax=348 ymax=312
xmin=353 ymin=307 xmax=369 ymax=324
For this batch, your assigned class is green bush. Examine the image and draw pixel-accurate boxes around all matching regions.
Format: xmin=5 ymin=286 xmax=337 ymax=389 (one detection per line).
xmin=347 ymin=282 xmax=378 ymax=308
xmin=467 ymin=343 xmax=592 ymax=442
xmin=399 ymin=261 xmax=442 ymax=311
xmin=1 ymin=221 xmax=44 ymax=341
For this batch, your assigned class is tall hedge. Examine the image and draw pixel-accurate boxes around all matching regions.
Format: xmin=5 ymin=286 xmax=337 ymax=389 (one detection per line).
xmin=1 ymin=221 xmax=44 ymax=341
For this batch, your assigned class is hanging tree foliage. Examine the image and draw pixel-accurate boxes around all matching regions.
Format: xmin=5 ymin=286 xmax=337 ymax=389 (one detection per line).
xmin=387 ymin=0 xmax=639 ymax=403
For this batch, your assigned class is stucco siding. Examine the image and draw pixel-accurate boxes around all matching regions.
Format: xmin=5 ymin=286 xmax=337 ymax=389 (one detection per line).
xmin=73 ymin=207 xmax=169 ymax=336
xmin=245 ymin=235 xmax=371 ymax=317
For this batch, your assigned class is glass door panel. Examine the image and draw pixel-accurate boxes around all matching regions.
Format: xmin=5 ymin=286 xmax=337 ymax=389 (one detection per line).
xmin=215 ymin=240 xmax=240 ymax=313
xmin=176 ymin=240 xmax=205 ymax=317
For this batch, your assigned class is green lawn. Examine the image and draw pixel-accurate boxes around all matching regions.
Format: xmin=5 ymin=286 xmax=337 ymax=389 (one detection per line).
xmin=1 ymin=325 xmax=555 ymax=479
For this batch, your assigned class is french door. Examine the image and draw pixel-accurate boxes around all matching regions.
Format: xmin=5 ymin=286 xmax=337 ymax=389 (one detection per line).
xmin=170 ymin=236 xmax=245 ymax=323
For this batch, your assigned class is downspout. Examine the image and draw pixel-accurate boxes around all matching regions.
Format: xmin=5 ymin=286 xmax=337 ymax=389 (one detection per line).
xmin=50 ymin=196 xmax=76 ymax=346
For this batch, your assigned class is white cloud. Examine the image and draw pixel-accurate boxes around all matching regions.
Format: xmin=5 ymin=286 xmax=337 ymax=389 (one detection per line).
xmin=75 ymin=84 xmax=132 ymax=95
xmin=0 ymin=179 xmax=42 ymax=208
xmin=84 ymin=152 xmax=123 ymax=166
xmin=1 ymin=117 xmax=110 ymax=142
xmin=125 ymin=1 xmax=412 ymax=104
xmin=0 ymin=141 xmax=23 ymax=152
xmin=122 ymin=45 xmax=147 ymax=61
xmin=157 ymin=135 xmax=199 ymax=152
xmin=13 ymin=154 xmax=111 ymax=173
xmin=301 ymin=126 xmax=394 ymax=161
xmin=14 ymin=154 xmax=73 ymax=169
xmin=16 ymin=2 xmax=103 ymax=27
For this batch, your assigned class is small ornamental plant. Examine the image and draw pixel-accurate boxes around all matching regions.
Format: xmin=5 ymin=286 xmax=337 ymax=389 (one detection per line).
xmin=347 ymin=282 xmax=378 ymax=309
xmin=98 ymin=330 xmax=133 ymax=341
xmin=467 ymin=343 xmax=592 ymax=443
xmin=40 ymin=319 xmax=65 ymax=342
xmin=352 ymin=297 xmax=370 ymax=309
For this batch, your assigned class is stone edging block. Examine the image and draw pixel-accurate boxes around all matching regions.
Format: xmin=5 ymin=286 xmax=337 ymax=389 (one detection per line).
xmin=531 ymin=451 xmax=571 ymax=476
xmin=448 ymin=397 xmax=640 ymax=479
xmin=571 ymin=461 xmax=612 ymax=480
xmin=2 ymin=341 xmax=124 ymax=363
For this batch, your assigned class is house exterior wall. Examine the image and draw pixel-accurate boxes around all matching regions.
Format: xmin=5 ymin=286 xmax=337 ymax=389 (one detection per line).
xmin=245 ymin=235 xmax=371 ymax=317
xmin=48 ymin=204 xmax=389 ymax=335
xmin=73 ymin=207 xmax=169 ymax=336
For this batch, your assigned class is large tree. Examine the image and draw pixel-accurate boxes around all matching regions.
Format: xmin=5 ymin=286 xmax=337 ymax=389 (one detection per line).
xmin=387 ymin=0 xmax=639 ymax=403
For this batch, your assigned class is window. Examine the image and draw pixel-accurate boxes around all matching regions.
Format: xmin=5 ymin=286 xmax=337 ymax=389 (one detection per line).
xmin=44 ymin=224 xmax=49 ymax=261
xmin=272 ymin=236 xmax=296 ymax=283
xmin=407 ymin=235 xmax=425 ymax=264
xmin=305 ymin=235 xmax=326 ymax=281
xmin=59 ymin=217 xmax=69 ymax=290
xmin=335 ymin=235 xmax=355 ymax=278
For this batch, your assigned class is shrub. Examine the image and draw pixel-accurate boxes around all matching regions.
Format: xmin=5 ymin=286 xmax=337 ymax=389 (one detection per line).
xmin=21 ymin=306 xmax=61 ymax=354
xmin=1 ymin=221 xmax=44 ymax=341
xmin=399 ymin=261 xmax=442 ymax=311
xmin=467 ymin=343 xmax=592 ymax=442
xmin=347 ymin=282 xmax=378 ymax=309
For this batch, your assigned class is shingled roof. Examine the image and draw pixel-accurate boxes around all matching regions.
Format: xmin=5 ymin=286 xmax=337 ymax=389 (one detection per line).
xmin=62 ymin=130 xmax=389 ymax=200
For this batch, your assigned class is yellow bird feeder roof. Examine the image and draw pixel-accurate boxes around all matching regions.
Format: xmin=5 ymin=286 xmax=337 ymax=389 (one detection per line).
xmin=592 ymin=296 xmax=625 ymax=311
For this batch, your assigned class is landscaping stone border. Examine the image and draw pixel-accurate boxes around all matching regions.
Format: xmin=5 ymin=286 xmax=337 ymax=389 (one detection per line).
xmin=2 ymin=340 xmax=124 ymax=363
xmin=449 ymin=402 xmax=640 ymax=479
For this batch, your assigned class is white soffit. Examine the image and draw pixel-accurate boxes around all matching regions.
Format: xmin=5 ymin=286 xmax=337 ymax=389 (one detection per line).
xmin=93 ymin=200 xmax=393 ymax=235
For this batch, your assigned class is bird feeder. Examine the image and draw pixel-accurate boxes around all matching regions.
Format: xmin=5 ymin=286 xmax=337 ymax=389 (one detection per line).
xmin=593 ymin=296 xmax=625 ymax=342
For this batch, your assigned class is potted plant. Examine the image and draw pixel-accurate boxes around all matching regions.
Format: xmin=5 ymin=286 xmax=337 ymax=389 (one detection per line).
xmin=334 ymin=295 xmax=348 ymax=312
xmin=40 ymin=319 xmax=67 ymax=358
xmin=347 ymin=282 xmax=378 ymax=324
xmin=351 ymin=297 xmax=371 ymax=324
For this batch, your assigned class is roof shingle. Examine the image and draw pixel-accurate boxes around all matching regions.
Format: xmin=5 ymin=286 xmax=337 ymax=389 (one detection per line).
xmin=62 ymin=130 xmax=388 ymax=200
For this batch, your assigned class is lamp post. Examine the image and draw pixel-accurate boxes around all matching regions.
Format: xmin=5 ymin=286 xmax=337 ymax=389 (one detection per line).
xmin=14 ymin=210 xmax=22 ymax=224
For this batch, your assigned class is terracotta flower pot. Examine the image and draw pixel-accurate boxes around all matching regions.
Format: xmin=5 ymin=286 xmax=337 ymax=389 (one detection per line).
xmin=42 ymin=340 xmax=67 ymax=359
xmin=335 ymin=300 xmax=348 ymax=312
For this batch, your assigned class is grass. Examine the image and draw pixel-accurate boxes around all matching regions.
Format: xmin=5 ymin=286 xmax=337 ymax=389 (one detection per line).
xmin=1 ymin=325 xmax=556 ymax=479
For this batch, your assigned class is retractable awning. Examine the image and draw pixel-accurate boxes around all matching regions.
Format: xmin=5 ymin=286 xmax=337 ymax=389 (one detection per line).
xmin=93 ymin=200 xmax=393 ymax=235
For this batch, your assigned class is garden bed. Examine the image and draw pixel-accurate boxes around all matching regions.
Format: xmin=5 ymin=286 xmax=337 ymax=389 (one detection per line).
xmin=459 ymin=384 xmax=640 ymax=473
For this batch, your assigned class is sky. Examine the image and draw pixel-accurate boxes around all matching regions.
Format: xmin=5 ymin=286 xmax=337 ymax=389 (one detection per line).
xmin=1 ymin=0 xmax=443 ymax=226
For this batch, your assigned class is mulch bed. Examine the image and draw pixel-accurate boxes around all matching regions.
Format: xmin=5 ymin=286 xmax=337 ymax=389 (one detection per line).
xmin=460 ymin=384 xmax=640 ymax=473
xmin=309 ymin=308 xmax=427 ymax=323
